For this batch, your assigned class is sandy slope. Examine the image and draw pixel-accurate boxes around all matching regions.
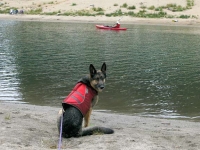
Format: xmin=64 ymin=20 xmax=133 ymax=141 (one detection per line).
xmin=1 ymin=0 xmax=200 ymax=16
xmin=0 ymin=102 xmax=200 ymax=150
xmin=1 ymin=0 xmax=200 ymax=26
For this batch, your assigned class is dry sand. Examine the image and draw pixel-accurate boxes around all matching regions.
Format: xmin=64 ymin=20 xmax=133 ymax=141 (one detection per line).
xmin=1 ymin=0 xmax=200 ymax=16
xmin=0 ymin=0 xmax=200 ymax=26
xmin=1 ymin=102 xmax=200 ymax=150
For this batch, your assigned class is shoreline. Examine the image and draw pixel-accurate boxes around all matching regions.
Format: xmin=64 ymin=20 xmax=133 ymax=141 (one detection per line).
xmin=1 ymin=14 xmax=200 ymax=27
xmin=1 ymin=102 xmax=200 ymax=149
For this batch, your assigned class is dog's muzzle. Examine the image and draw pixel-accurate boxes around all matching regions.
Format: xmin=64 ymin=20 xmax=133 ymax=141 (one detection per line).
xmin=99 ymin=85 xmax=105 ymax=90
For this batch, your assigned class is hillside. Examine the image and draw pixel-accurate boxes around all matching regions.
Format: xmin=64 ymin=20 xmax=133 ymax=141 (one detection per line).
xmin=0 ymin=0 xmax=200 ymax=19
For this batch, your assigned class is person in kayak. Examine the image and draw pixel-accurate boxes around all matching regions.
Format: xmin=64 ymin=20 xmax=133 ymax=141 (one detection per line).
xmin=112 ymin=20 xmax=120 ymax=28
xmin=103 ymin=20 xmax=120 ymax=28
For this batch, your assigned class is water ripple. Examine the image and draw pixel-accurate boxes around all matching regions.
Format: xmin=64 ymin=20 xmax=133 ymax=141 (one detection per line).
xmin=0 ymin=21 xmax=200 ymax=120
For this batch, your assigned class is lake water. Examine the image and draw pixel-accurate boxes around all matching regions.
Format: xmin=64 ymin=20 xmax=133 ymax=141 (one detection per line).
xmin=0 ymin=20 xmax=200 ymax=120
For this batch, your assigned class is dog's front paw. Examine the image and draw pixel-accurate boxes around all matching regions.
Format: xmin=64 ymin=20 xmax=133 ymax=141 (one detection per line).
xmin=84 ymin=123 xmax=88 ymax=128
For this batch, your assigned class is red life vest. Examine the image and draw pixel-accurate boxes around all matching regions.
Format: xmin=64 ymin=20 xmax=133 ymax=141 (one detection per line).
xmin=113 ymin=23 xmax=120 ymax=28
xmin=62 ymin=82 xmax=97 ymax=116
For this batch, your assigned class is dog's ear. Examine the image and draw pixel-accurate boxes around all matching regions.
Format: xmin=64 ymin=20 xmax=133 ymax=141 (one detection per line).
xmin=89 ymin=64 xmax=97 ymax=78
xmin=101 ymin=62 xmax=106 ymax=76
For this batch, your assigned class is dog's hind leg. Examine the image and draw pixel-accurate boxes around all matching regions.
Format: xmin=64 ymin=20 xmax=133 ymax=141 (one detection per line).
xmin=62 ymin=106 xmax=83 ymax=138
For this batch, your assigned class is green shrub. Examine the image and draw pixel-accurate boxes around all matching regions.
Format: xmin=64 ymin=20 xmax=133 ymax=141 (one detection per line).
xmin=121 ymin=3 xmax=128 ymax=8
xmin=128 ymin=5 xmax=136 ymax=10
xmin=140 ymin=6 xmax=146 ymax=9
xmin=105 ymin=13 xmax=112 ymax=17
xmin=96 ymin=12 xmax=104 ymax=15
xmin=92 ymin=7 xmax=103 ymax=12
xmin=127 ymin=11 xmax=135 ymax=16
xmin=48 ymin=1 xmax=54 ymax=4
xmin=176 ymin=5 xmax=185 ymax=11
xmin=179 ymin=15 xmax=190 ymax=18
xmin=0 ymin=8 xmax=12 ymax=14
xmin=27 ymin=8 xmax=42 ymax=14
xmin=105 ymin=9 xmax=123 ymax=17
xmin=76 ymin=10 xmax=94 ymax=16
xmin=43 ymin=11 xmax=58 ymax=15
xmin=158 ymin=11 xmax=167 ymax=16
xmin=0 ymin=2 xmax=4 ymax=6
xmin=5 ymin=113 xmax=11 ymax=120
xmin=165 ymin=15 xmax=174 ymax=18
xmin=191 ymin=15 xmax=198 ymax=19
xmin=160 ymin=5 xmax=167 ymax=9
xmin=187 ymin=0 xmax=194 ymax=7
xmin=136 ymin=10 xmax=146 ymax=17
xmin=148 ymin=6 xmax=155 ymax=10
xmin=155 ymin=7 xmax=162 ymax=11
xmin=166 ymin=3 xmax=177 ymax=8
xmin=62 ymin=12 xmax=72 ymax=16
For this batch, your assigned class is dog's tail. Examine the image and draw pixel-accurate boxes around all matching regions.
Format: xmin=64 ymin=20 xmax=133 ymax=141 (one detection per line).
xmin=81 ymin=126 xmax=114 ymax=136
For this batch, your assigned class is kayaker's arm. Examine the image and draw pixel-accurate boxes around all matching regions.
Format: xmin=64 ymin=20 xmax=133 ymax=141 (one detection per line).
xmin=112 ymin=20 xmax=120 ymax=28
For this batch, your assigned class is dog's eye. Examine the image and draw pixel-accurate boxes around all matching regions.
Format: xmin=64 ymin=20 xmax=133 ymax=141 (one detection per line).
xmin=100 ymin=76 xmax=104 ymax=79
xmin=96 ymin=77 xmax=99 ymax=81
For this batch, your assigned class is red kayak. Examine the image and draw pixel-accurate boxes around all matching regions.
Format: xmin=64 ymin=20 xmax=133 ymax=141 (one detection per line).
xmin=96 ymin=25 xmax=127 ymax=31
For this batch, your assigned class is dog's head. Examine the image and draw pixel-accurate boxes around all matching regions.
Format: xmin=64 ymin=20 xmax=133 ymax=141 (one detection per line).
xmin=89 ymin=62 xmax=106 ymax=92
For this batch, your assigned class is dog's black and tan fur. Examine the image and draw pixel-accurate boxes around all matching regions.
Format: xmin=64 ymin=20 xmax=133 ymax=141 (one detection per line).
xmin=57 ymin=63 xmax=114 ymax=138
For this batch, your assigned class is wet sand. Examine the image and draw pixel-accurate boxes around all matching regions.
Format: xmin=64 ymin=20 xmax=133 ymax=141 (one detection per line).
xmin=0 ymin=102 xmax=200 ymax=150
xmin=1 ymin=14 xmax=200 ymax=27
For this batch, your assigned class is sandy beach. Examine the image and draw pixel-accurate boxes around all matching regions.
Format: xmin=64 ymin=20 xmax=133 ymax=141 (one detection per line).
xmin=1 ymin=14 xmax=200 ymax=27
xmin=1 ymin=102 xmax=200 ymax=150
xmin=0 ymin=0 xmax=200 ymax=26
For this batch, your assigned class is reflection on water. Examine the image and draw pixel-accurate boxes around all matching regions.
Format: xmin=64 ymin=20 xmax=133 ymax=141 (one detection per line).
xmin=0 ymin=21 xmax=23 ymax=102
xmin=0 ymin=20 xmax=200 ymax=120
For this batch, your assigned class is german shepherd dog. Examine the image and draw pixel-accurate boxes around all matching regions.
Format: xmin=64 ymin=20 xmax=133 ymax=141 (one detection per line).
xmin=57 ymin=63 xmax=114 ymax=138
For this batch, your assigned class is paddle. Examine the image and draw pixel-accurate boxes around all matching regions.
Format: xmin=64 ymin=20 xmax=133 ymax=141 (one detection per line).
xmin=104 ymin=15 xmax=124 ymax=27
xmin=112 ymin=14 xmax=124 ymax=26
xmin=118 ymin=16 xmax=123 ymax=22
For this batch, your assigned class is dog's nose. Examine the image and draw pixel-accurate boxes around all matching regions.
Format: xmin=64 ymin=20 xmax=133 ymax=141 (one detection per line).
xmin=100 ymin=85 xmax=104 ymax=89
